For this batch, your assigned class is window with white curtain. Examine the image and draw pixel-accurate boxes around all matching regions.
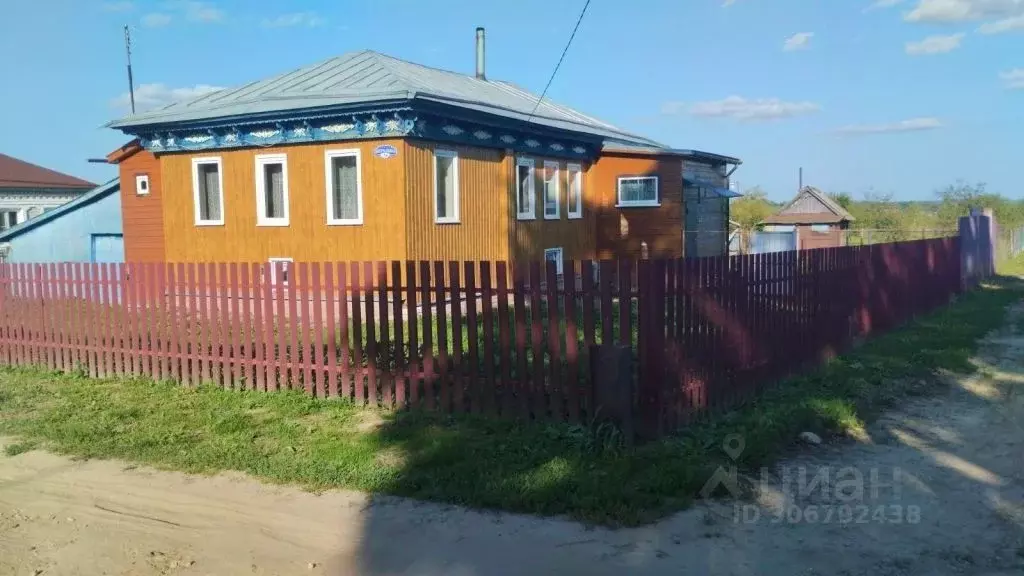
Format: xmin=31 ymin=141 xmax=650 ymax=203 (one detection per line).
xmin=567 ymin=163 xmax=582 ymax=219
xmin=616 ymin=176 xmax=659 ymax=207
xmin=543 ymin=161 xmax=560 ymax=220
xmin=192 ymin=157 xmax=224 ymax=225
xmin=325 ymin=149 xmax=362 ymax=225
xmin=516 ymin=157 xmax=535 ymax=220
xmin=255 ymin=154 xmax=289 ymax=226
xmin=434 ymin=149 xmax=459 ymax=223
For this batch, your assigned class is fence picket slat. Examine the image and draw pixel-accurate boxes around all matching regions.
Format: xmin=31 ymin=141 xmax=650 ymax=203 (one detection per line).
xmin=259 ymin=263 xmax=273 ymax=391
xmin=312 ymin=263 xmax=325 ymax=397
xmin=495 ymin=262 xmax=512 ymax=416
xmin=563 ymin=260 xmax=580 ymax=423
xmin=405 ymin=261 xmax=419 ymax=407
xmin=433 ymin=261 xmax=449 ymax=412
xmin=298 ymin=262 xmax=312 ymax=394
xmin=195 ymin=262 xmax=209 ymax=384
xmin=545 ymin=260 xmax=563 ymax=422
xmin=241 ymin=263 xmax=254 ymax=389
xmin=617 ymin=260 xmax=632 ymax=348
xmin=391 ymin=261 xmax=405 ymax=407
xmin=464 ymin=262 xmax=480 ymax=414
xmin=449 ymin=261 xmax=464 ymax=413
xmin=363 ymin=262 xmax=377 ymax=405
xmin=350 ymin=263 xmax=365 ymax=404
xmin=479 ymin=262 xmax=495 ymax=415
xmin=418 ymin=261 xmax=433 ymax=409
xmin=512 ymin=264 xmax=528 ymax=418
xmin=377 ymin=261 xmax=391 ymax=407
xmin=338 ymin=263 xmax=351 ymax=400
xmin=528 ymin=261 xmax=544 ymax=420
xmin=324 ymin=263 xmax=338 ymax=398
xmin=229 ymin=263 xmax=243 ymax=390
xmin=599 ymin=260 xmax=613 ymax=347
xmin=153 ymin=264 xmax=166 ymax=381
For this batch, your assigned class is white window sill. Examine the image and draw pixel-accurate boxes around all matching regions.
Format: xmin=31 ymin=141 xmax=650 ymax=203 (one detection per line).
xmin=435 ymin=218 xmax=461 ymax=225
xmin=543 ymin=214 xmax=560 ymax=220
xmin=568 ymin=213 xmax=583 ymax=220
xmin=257 ymin=220 xmax=290 ymax=227
xmin=616 ymin=202 xmax=661 ymax=208
xmin=195 ymin=220 xmax=225 ymax=227
xmin=516 ymin=214 xmax=536 ymax=221
xmin=327 ymin=219 xmax=363 ymax=226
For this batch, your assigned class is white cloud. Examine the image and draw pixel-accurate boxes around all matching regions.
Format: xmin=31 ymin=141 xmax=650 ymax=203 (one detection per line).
xmin=978 ymin=13 xmax=1024 ymax=32
xmin=904 ymin=32 xmax=965 ymax=54
xmin=783 ymin=32 xmax=814 ymax=51
xmin=262 ymin=12 xmax=325 ymax=28
xmin=835 ymin=117 xmax=943 ymax=134
xmin=723 ymin=0 xmax=738 ymax=6
xmin=1000 ymin=68 xmax=1024 ymax=88
xmin=673 ymin=96 xmax=821 ymax=121
xmin=904 ymin=0 xmax=1024 ymax=23
xmin=162 ymin=1 xmax=224 ymax=23
xmin=102 ymin=1 xmax=134 ymax=11
xmin=864 ymin=0 xmax=904 ymax=10
xmin=141 ymin=13 xmax=172 ymax=27
xmin=110 ymin=83 xmax=224 ymax=111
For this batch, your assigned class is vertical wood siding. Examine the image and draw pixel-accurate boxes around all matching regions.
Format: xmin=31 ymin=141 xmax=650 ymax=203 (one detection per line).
xmin=159 ymin=139 xmax=408 ymax=263
xmin=119 ymin=150 xmax=165 ymax=262
xmin=508 ymin=154 xmax=596 ymax=262
xmin=590 ymin=154 xmax=683 ymax=259
xmin=404 ymin=140 xmax=509 ymax=264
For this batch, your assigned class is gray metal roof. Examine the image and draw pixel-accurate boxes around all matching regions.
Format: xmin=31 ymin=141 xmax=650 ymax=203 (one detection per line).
xmin=108 ymin=50 xmax=663 ymax=148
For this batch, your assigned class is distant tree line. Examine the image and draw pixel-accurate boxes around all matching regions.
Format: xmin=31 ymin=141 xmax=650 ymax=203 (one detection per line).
xmin=729 ymin=182 xmax=1024 ymax=238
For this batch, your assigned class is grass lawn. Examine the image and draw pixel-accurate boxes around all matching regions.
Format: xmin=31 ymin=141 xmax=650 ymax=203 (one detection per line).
xmin=2 ymin=272 xmax=1022 ymax=526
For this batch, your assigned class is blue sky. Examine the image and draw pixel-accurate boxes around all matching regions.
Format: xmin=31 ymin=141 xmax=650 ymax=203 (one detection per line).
xmin=1 ymin=0 xmax=1021 ymax=201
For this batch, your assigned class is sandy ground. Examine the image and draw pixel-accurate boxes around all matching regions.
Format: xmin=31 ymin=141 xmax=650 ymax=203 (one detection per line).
xmin=3 ymin=307 xmax=1024 ymax=575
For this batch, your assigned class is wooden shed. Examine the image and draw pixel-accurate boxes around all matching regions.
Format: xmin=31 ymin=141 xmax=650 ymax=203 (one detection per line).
xmin=762 ymin=186 xmax=854 ymax=250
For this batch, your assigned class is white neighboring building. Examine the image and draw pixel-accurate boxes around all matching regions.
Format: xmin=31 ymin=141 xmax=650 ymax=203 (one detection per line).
xmin=0 ymin=153 xmax=95 ymax=230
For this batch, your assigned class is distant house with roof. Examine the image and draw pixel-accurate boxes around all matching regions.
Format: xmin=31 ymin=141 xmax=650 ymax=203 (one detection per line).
xmin=105 ymin=31 xmax=740 ymax=267
xmin=0 ymin=179 xmax=123 ymax=263
xmin=0 ymin=153 xmax=95 ymax=231
xmin=762 ymin=186 xmax=855 ymax=250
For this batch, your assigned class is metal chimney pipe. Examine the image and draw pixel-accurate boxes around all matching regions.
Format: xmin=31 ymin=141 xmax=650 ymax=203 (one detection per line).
xmin=475 ymin=27 xmax=486 ymax=80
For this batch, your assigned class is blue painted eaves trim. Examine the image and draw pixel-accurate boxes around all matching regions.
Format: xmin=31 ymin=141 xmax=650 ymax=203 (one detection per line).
xmin=0 ymin=179 xmax=120 ymax=242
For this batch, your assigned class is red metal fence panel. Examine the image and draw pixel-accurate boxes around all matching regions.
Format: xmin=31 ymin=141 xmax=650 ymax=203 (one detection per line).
xmin=0 ymin=237 xmax=967 ymax=440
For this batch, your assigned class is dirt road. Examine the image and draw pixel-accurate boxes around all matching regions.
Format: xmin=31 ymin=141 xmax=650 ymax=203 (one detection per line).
xmin=3 ymin=306 xmax=1024 ymax=575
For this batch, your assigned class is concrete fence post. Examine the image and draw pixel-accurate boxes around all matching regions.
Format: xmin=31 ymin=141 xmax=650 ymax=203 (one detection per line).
xmin=590 ymin=343 xmax=635 ymax=445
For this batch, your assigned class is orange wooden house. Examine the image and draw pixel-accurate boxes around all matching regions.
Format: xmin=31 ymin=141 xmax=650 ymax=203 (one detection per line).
xmin=106 ymin=30 xmax=740 ymax=270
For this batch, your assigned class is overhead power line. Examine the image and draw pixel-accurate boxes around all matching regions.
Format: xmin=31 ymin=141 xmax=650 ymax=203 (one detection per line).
xmin=527 ymin=0 xmax=591 ymax=123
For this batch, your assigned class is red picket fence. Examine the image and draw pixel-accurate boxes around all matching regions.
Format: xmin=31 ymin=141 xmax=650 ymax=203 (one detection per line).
xmin=0 ymin=237 xmax=962 ymax=440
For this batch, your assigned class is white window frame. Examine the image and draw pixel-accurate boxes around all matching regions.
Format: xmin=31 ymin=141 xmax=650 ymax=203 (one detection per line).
xmin=324 ymin=149 xmax=363 ymax=226
xmin=566 ymin=163 xmax=583 ymax=219
xmin=254 ymin=153 xmax=290 ymax=227
xmin=515 ymin=157 xmax=536 ymax=221
xmin=433 ymin=148 xmax=460 ymax=224
xmin=542 ymin=161 xmax=560 ymax=220
xmin=616 ymin=176 xmax=660 ymax=208
xmin=544 ymin=247 xmax=564 ymax=276
xmin=268 ymin=257 xmax=293 ymax=285
xmin=191 ymin=156 xmax=225 ymax=226
xmin=135 ymin=174 xmax=150 ymax=196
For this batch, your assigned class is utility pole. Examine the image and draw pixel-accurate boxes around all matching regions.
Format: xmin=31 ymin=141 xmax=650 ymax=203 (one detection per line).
xmin=124 ymin=25 xmax=136 ymax=114
xmin=798 ymin=167 xmax=803 ymax=190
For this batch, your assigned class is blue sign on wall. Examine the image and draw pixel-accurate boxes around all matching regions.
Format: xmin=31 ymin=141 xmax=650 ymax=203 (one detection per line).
xmin=374 ymin=144 xmax=398 ymax=159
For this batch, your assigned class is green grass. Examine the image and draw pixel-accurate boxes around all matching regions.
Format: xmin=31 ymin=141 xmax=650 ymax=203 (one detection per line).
xmin=1 ymin=275 xmax=1022 ymax=526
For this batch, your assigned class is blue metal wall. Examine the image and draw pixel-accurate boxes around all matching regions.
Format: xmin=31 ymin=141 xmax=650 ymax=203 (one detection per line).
xmin=5 ymin=191 xmax=123 ymax=263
